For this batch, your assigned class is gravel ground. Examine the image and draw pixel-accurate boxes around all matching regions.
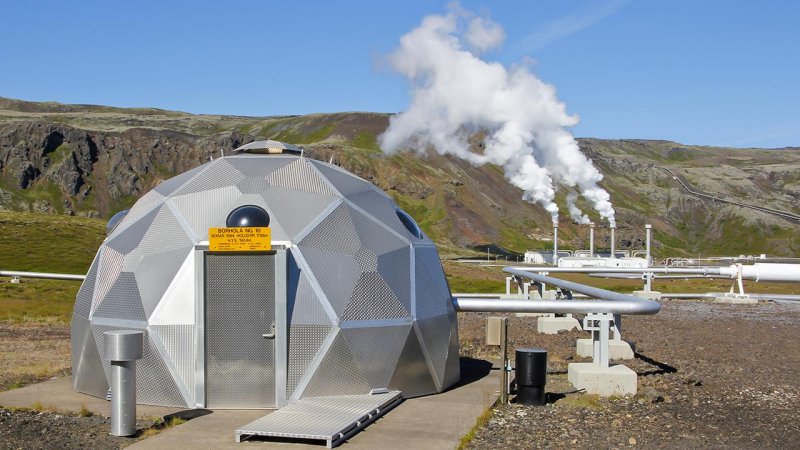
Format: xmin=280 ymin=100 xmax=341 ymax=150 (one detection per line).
xmin=0 ymin=299 xmax=797 ymax=449
xmin=462 ymin=299 xmax=800 ymax=449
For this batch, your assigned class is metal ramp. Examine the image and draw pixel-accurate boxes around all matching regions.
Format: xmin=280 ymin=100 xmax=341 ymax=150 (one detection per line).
xmin=235 ymin=391 xmax=403 ymax=448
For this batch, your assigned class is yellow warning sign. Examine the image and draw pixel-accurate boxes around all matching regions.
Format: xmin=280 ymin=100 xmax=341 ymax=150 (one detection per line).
xmin=209 ymin=227 xmax=271 ymax=252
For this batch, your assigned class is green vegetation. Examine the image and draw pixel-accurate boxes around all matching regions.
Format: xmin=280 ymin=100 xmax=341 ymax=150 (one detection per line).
xmin=0 ymin=211 xmax=104 ymax=273
xmin=0 ymin=280 xmax=79 ymax=322
xmin=457 ymin=402 xmax=496 ymax=449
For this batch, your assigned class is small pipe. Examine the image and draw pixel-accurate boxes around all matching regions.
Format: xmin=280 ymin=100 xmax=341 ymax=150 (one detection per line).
xmin=610 ymin=226 xmax=616 ymax=258
xmin=552 ymin=222 xmax=559 ymax=266
xmin=589 ymin=223 xmax=595 ymax=257
xmin=0 ymin=270 xmax=86 ymax=281
xmin=645 ymin=224 xmax=652 ymax=267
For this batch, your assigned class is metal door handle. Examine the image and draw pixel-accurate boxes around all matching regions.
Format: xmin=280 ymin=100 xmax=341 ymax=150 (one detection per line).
xmin=262 ymin=323 xmax=275 ymax=339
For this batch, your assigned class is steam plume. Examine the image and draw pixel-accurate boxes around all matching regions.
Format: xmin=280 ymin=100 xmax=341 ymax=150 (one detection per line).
xmin=566 ymin=193 xmax=590 ymax=224
xmin=379 ymin=5 xmax=615 ymax=226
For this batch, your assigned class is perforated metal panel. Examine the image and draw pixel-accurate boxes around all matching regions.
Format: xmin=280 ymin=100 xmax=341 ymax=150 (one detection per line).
xmin=311 ymin=162 xmax=373 ymax=197
xmin=346 ymin=190 xmax=413 ymax=240
xmin=226 ymin=155 xmax=294 ymax=177
xmin=389 ymin=326 xmax=437 ymax=397
xmin=341 ymin=325 xmax=411 ymax=389
xmin=377 ymin=247 xmax=411 ymax=314
xmin=173 ymin=159 xmax=245 ymax=196
xmin=138 ymin=332 xmax=189 ymax=406
xmin=261 ymin=187 xmax=336 ymax=239
xmin=302 ymin=330 xmax=371 ymax=397
xmin=443 ymin=322 xmax=461 ymax=389
xmin=153 ymin=164 xmax=206 ymax=196
xmin=266 ymin=159 xmax=336 ymax=196
xmin=286 ymin=324 xmax=332 ymax=399
xmin=71 ymin=315 xmax=108 ymax=397
xmin=299 ymin=204 xmax=361 ymax=254
xmin=342 ymin=272 xmax=409 ymax=321
xmin=136 ymin=247 xmax=193 ymax=318
xmin=106 ymin=207 xmax=159 ymax=255
xmin=92 ymin=273 xmax=147 ymax=322
xmin=298 ymin=247 xmax=361 ymax=317
xmin=288 ymin=252 xmax=335 ymax=326
xmin=171 ymin=186 xmax=242 ymax=239
xmin=151 ymin=324 xmax=195 ymax=398
xmin=74 ymin=255 xmax=99 ymax=319
xmin=416 ymin=315 xmax=452 ymax=390
xmin=205 ymin=252 xmax=277 ymax=408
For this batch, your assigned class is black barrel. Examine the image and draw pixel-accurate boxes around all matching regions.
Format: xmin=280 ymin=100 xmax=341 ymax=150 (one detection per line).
xmin=515 ymin=348 xmax=547 ymax=406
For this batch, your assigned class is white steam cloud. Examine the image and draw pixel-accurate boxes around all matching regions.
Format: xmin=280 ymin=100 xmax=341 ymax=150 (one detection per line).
xmin=566 ymin=192 xmax=590 ymax=225
xmin=379 ymin=5 xmax=616 ymax=227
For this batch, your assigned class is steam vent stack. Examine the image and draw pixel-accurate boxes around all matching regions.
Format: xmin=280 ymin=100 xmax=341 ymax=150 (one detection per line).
xmin=71 ymin=140 xmax=460 ymax=409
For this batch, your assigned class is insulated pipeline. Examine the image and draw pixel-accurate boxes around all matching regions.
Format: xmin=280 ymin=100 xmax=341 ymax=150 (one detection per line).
xmin=451 ymin=267 xmax=660 ymax=315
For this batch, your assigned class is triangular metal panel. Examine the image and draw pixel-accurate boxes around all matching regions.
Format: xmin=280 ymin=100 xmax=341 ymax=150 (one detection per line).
xmin=135 ymin=246 xmax=194 ymax=318
xmin=106 ymin=207 xmax=159 ymax=255
xmin=298 ymin=203 xmax=361 ymax=255
xmin=170 ymin=185 xmax=242 ymax=240
xmin=311 ymin=162 xmax=374 ymax=197
xmin=92 ymin=272 xmax=147 ymax=322
xmin=136 ymin=332 xmax=189 ymax=407
xmin=341 ymin=324 xmax=411 ymax=389
xmin=71 ymin=315 xmax=108 ymax=397
xmin=388 ymin=325 xmax=437 ymax=397
xmin=150 ymin=251 xmax=195 ymax=326
xmin=442 ymin=320 xmax=461 ymax=390
xmin=349 ymin=206 xmax=407 ymax=256
xmin=414 ymin=249 xmax=450 ymax=320
xmin=353 ymin=247 xmax=378 ymax=272
xmin=225 ymin=155 xmax=295 ymax=177
xmin=376 ymin=247 xmax=411 ymax=315
xmin=265 ymin=158 xmax=336 ymax=196
xmin=74 ymin=252 xmax=100 ymax=319
xmin=136 ymin=204 xmax=194 ymax=254
xmin=261 ymin=187 xmax=337 ymax=240
xmin=288 ymin=255 xmax=336 ymax=326
xmin=172 ymin=159 xmax=245 ymax=197
xmin=286 ymin=324 xmax=333 ymax=399
xmin=416 ymin=315 xmax=452 ymax=391
xmin=346 ymin=189 xmax=415 ymax=241
xmin=236 ymin=176 xmax=272 ymax=195
xmin=108 ymin=189 xmax=166 ymax=239
xmin=150 ymin=324 xmax=194 ymax=401
xmin=153 ymin=164 xmax=207 ymax=196
xmin=296 ymin=247 xmax=362 ymax=318
xmin=302 ymin=330 xmax=371 ymax=397
xmin=342 ymin=272 xmax=410 ymax=321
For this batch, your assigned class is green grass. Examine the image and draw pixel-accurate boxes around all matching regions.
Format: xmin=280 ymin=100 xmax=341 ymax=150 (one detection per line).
xmin=0 ymin=279 xmax=80 ymax=322
xmin=0 ymin=210 xmax=104 ymax=273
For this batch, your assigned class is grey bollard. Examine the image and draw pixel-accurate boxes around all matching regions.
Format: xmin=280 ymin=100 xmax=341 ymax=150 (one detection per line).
xmin=105 ymin=330 xmax=143 ymax=437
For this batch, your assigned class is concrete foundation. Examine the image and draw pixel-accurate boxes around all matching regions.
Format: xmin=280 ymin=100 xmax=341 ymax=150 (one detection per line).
xmin=576 ymin=338 xmax=634 ymax=360
xmin=632 ymin=290 xmax=662 ymax=300
xmin=568 ymin=363 xmax=637 ymax=396
xmin=715 ymin=295 xmax=758 ymax=304
xmin=537 ymin=315 xmax=581 ymax=334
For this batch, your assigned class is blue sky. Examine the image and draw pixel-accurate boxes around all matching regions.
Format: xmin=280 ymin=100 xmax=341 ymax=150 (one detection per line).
xmin=1 ymin=0 xmax=798 ymax=148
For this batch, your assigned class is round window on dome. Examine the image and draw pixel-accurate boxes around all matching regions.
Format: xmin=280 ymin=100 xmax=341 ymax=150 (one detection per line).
xmin=396 ymin=208 xmax=423 ymax=239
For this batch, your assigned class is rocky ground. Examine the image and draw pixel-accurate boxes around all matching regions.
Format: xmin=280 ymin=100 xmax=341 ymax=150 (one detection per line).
xmin=461 ymin=299 xmax=800 ymax=449
xmin=0 ymin=299 xmax=798 ymax=449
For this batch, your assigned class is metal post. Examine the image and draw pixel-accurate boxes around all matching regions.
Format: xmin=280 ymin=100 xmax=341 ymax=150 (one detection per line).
xmin=589 ymin=223 xmax=595 ymax=257
xmin=105 ymin=330 xmax=144 ymax=437
xmin=610 ymin=226 xmax=616 ymax=259
xmin=505 ymin=277 xmax=512 ymax=296
xmin=552 ymin=222 xmax=559 ymax=266
xmin=645 ymin=224 xmax=652 ymax=267
xmin=500 ymin=318 xmax=509 ymax=405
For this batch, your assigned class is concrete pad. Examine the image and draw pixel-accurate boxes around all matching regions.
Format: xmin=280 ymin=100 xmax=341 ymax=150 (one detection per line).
xmin=632 ymin=290 xmax=662 ymax=300
xmin=568 ymin=363 xmax=637 ymax=396
xmin=0 ymin=377 xmax=181 ymax=418
xmin=715 ymin=295 xmax=758 ymax=304
xmin=576 ymin=339 xmax=635 ymax=360
xmin=128 ymin=358 xmax=498 ymax=450
xmin=537 ymin=316 xmax=581 ymax=334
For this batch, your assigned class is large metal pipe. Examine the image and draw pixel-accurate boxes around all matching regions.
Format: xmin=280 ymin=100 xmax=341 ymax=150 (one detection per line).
xmin=508 ymin=266 xmax=724 ymax=275
xmin=452 ymin=268 xmax=661 ymax=315
xmin=724 ymin=263 xmax=800 ymax=282
xmin=589 ymin=223 xmax=595 ymax=257
xmin=0 ymin=270 xmax=86 ymax=281
xmin=645 ymin=224 xmax=652 ymax=267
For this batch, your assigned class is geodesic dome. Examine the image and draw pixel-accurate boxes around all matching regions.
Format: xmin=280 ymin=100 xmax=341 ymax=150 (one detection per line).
xmin=71 ymin=151 xmax=459 ymax=408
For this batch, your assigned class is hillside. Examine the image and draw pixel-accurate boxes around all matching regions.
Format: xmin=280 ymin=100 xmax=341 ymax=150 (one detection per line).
xmin=1 ymin=96 xmax=799 ymax=258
